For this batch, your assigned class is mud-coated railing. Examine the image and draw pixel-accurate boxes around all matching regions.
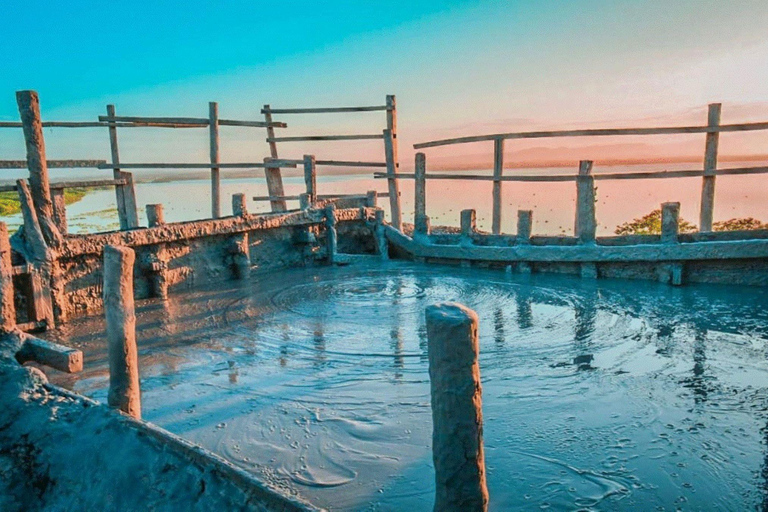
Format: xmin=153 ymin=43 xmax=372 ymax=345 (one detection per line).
xmin=379 ymin=103 xmax=768 ymax=235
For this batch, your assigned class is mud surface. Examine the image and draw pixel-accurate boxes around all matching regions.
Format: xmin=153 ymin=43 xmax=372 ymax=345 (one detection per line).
xmin=47 ymin=262 xmax=768 ymax=510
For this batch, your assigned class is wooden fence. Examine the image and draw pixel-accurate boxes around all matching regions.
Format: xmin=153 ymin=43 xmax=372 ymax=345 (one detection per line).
xmin=381 ymin=103 xmax=768 ymax=237
xmin=0 ymin=91 xmax=400 ymax=234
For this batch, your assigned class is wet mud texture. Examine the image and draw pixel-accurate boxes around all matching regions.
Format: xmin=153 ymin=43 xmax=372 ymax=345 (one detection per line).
xmin=47 ymin=261 xmax=768 ymax=511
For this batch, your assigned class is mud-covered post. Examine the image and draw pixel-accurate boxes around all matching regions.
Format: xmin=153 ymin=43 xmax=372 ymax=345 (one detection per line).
xmin=492 ymin=138 xmax=504 ymax=235
xmin=461 ymin=209 xmax=476 ymax=247
xmin=324 ymin=204 xmax=338 ymax=264
xmin=50 ymin=188 xmax=67 ymax=235
xmin=145 ymin=204 xmax=165 ymax=227
xmin=104 ymin=245 xmax=141 ymax=419
xmin=661 ymin=202 xmax=680 ymax=244
xmin=209 ymin=101 xmax=221 ymax=218
xmin=304 ymin=154 xmax=317 ymax=204
xmin=699 ymin=103 xmax=721 ymax=232
xmin=0 ymin=223 xmax=16 ymax=334
xmin=575 ymin=160 xmax=596 ymax=244
xmin=232 ymin=193 xmax=247 ymax=216
xmin=16 ymin=90 xmax=62 ymax=246
xmin=374 ymin=209 xmax=389 ymax=260
xmin=415 ymin=152 xmax=430 ymax=235
xmin=106 ymin=104 xmax=140 ymax=230
xmin=517 ymin=210 xmax=532 ymax=245
xmin=426 ymin=303 xmax=488 ymax=511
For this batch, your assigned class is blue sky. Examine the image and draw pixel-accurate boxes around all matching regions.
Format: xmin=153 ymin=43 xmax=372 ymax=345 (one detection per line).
xmin=1 ymin=0 xmax=768 ymax=165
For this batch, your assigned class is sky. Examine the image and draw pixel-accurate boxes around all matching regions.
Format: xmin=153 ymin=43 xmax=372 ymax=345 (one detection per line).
xmin=1 ymin=0 xmax=768 ymax=168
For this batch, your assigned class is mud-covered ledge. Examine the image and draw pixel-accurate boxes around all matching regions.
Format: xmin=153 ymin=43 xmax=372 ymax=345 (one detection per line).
xmin=59 ymin=207 xmax=375 ymax=258
xmin=0 ymin=333 xmax=320 ymax=512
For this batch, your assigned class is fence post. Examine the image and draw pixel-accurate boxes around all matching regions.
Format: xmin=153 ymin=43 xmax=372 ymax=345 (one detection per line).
xmin=145 ymin=204 xmax=165 ymax=227
xmin=103 ymin=245 xmax=141 ymax=419
xmin=304 ymin=154 xmax=317 ymax=204
xmin=375 ymin=209 xmax=389 ymax=260
xmin=461 ymin=209 xmax=476 ymax=247
xmin=415 ymin=152 xmax=430 ymax=235
xmin=16 ymin=91 xmax=62 ymax=246
xmin=0 ymin=223 xmax=16 ymax=334
xmin=517 ymin=210 xmax=532 ymax=245
xmin=661 ymin=202 xmax=680 ymax=244
xmin=575 ymin=160 xmax=596 ymax=244
xmin=232 ymin=193 xmax=248 ymax=216
xmin=209 ymin=101 xmax=221 ymax=218
xmin=384 ymin=128 xmax=402 ymax=231
xmin=366 ymin=190 xmax=378 ymax=208
xmin=105 ymin=105 xmax=139 ymax=230
xmin=50 ymin=188 xmax=67 ymax=236
xmin=492 ymin=138 xmax=504 ymax=235
xmin=699 ymin=103 xmax=721 ymax=232
xmin=263 ymin=105 xmax=288 ymax=213
xmin=324 ymin=204 xmax=338 ymax=264
xmin=426 ymin=303 xmax=489 ymax=512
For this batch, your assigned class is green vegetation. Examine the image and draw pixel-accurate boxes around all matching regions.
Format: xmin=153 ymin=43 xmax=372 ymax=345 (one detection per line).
xmin=0 ymin=187 xmax=90 ymax=217
xmin=615 ymin=209 xmax=768 ymax=235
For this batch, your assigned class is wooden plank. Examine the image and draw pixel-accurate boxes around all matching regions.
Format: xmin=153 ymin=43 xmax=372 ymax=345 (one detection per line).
xmin=374 ymin=172 xmax=577 ymax=182
xmin=253 ymin=192 xmax=390 ymax=202
xmin=16 ymin=91 xmax=61 ymax=246
xmin=50 ymin=179 xmax=127 ymax=190
xmin=414 ymin=152 xmax=427 ymax=233
xmin=106 ymin=105 xmax=140 ymax=230
xmin=384 ymin=128 xmax=402 ymax=230
xmin=12 ymin=263 xmax=34 ymax=276
xmin=261 ymin=105 xmax=389 ymax=114
xmin=15 ymin=335 xmax=83 ymax=373
xmin=267 ymin=134 xmax=384 ymax=143
xmin=413 ymin=120 xmax=768 ymax=149
xmin=209 ymin=102 xmax=221 ymax=218
xmin=699 ymin=103 xmax=721 ymax=232
xmin=575 ymin=161 xmax=596 ymax=244
xmin=492 ymin=138 xmax=504 ymax=234
xmin=263 ymin=158 xmax=287 ymax=212
xmin=218 ymin=119 xmax=287 ymax=128
xmin=275 ymin=159 xmax=387 ymax=168
xmin=97 ymin=161 xmax=297 ymax=169
xmin=0 ymin=223 xmax=15 ymax=333
xmin=99 ymin=115 xmax=209 ymax=125
xmin=0 ymin=159 xmax=107 ymax=169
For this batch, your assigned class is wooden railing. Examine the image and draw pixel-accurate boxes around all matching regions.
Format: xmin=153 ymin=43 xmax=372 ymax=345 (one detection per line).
xmin=383 ymin=103 xmax=768 ymax=236
xmin=255 ymin=96 xmax=401 ymax=229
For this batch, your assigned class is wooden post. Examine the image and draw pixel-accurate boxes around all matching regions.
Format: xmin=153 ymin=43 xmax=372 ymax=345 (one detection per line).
xmin=384 ymin=128 xmax=402 ymax=231
xmin=104 ymin=245 xmax=141 ymax=419
xmin=375 ymin=209 xmax=389 ymax=260
xmin=575 ymin=160 xmax=596 ymax=244
xmin=209 ymin=102 xmax=221 ymax=218
xmin=324 ymin=204 xmax=338 ymax=264
xmin=304 ymin=154 xmax=317 ymax=204
xmin=699 ymin=103 xmax=721 ymax=232
xmin=16 ymin=91 xmax=62 ymax=246
xmin=50 ymin=188 xmax=67 ymax=236
xmin=299 ymin=193 xmax=311 ymax=210
xmin=366 ymin=190 xmax=378 ymax=208
xmin=232 ymin=193 xmax=247 ymax=216
xmin=415 ymin=152 xmax=430 ymax=235
xmin=461 ymin=209 xmax=476 ymax=246
xmin=263 ymin=105 xmax=288 ymax=212
xmin=661 ymin=202 xmax=680 ymax=244
xmin=517 ymin=210 xmax=532 ymax=245
xmin=145 ymin=204 xmax=165 ymax=227
xmin=264 ymin=158 xmax=288 ymax=212
xmin=492 ymin=138 xmax=504 ymax=235
xmin=425 ymin=303 xmax=488 ymax=512
xmin=0 ymin=223 xmax=16 ymax=334
xmin=106 ymin=105 xmax=140 ymax=230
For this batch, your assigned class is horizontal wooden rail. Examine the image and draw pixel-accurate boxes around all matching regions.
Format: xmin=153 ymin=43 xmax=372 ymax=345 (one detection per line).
xmin=267 ymin=134 xmax=384 ymax=143
xmin=97 ymin=161 xmax=297 ymax=170
xmin=375 ymin=165 xmax=768 ymax=182
xmin=280 ymin=159 xmax=387 ymax=168
xmin=0 ymin=178 xmax=126 ymax=193
xmin=0 ymin=159 xmax=107 ymax=169
xmin=0 ymin=121 xmax=108 ymax=128
xmin=253 ymin=192 xmax=389 ymax=202
xmin=414 ymin=121 xmax=768 ymax=149
xmin=98 ymin=115 xmax=287 ymax=129
xmin=261 ymin=106 xmax=390 ymax=114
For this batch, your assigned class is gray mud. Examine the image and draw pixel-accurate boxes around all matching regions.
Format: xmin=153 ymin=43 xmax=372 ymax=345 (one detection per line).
xmin=45 ymin=262 xmax=768 ymax=510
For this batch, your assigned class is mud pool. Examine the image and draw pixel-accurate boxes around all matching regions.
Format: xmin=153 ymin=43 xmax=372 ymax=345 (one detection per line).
xmin=45 ymin=262 xmax=768 ymax=510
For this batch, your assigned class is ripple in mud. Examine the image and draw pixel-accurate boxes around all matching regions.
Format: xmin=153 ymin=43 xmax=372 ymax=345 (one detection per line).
xmin=46 ymin=262 xmax=768 ymax=511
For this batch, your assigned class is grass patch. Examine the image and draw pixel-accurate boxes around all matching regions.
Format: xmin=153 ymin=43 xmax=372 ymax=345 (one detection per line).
xmin=0 ymin=187 xmax=91 ymax=217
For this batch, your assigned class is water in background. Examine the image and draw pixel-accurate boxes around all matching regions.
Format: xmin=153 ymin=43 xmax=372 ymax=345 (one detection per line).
xmin=47 ymin=262 xmax=768 ymax=510
xmin=2 ymin=162 xmax=767 ymax=235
